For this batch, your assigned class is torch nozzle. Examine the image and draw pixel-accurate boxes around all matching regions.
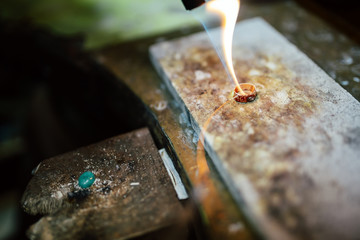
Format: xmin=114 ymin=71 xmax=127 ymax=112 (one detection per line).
xmin=182 ymin=0 xmax=206 ymax=10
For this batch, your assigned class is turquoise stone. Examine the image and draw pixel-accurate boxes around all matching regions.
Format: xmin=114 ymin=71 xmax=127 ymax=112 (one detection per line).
xmin=78 ymin=171 xmax=95 ymax=188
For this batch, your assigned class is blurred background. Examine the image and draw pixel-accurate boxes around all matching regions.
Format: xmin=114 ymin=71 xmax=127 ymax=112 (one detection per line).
xmin=0 ymin=0 xmax=359 ymax=239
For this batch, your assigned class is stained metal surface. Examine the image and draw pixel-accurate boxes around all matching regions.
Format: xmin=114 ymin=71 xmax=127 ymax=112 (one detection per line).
xmin=150 ymin=18 xmax=360 ymax=239
xmin=241 ymin=1 xmax=360 ymax=101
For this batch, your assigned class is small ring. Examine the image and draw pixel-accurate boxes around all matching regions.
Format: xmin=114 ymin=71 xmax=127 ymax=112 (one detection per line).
xmin=233 ymin=83 xmax=257 ymax=103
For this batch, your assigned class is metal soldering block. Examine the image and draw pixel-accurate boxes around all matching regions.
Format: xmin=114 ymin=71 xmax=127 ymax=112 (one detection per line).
xmin=150 ymin=18 xmax=360 ymax=240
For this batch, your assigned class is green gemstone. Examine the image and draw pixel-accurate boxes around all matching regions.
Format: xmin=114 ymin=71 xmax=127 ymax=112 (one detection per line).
xmin=78 ymin=171 xmax=95 ymax=188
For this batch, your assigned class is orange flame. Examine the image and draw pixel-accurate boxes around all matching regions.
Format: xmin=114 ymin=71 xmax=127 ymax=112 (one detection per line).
xmin=206 ymin=0 xmax=245 ymax=95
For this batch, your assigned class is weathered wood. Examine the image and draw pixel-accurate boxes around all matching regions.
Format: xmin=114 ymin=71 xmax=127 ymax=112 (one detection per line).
xmin=150 ymin=18 xmax=360 ymax=240
xmin=21 ymin=128 xmax=184 ymax=240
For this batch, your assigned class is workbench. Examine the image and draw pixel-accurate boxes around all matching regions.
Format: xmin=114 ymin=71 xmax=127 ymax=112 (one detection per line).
xmin=91 ymin=1 xmax=360 ymax=239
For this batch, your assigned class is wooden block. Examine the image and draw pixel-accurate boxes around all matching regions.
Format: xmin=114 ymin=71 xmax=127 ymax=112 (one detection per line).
xmin=21 ymin=128 xmax=184 ymax=240
xmin=150 ymin=18 xmax=360 ymax=240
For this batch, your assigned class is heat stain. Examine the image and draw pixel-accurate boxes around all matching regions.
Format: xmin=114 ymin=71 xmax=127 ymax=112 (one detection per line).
xmin=162 ymin=47 xmax=320 ymax=147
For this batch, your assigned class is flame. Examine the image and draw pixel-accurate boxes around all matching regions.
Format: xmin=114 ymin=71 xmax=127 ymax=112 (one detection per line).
xmin=206 ymin=0 xmax=245 ymax=95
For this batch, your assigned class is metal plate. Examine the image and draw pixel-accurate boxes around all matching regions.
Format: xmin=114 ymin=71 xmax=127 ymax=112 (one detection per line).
xmin=150 ymin=18 xmax=360 ymax=240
